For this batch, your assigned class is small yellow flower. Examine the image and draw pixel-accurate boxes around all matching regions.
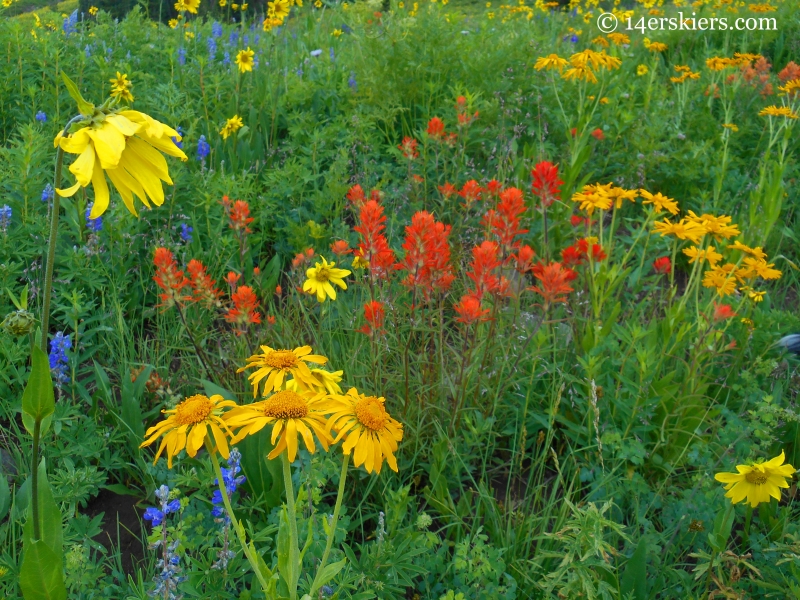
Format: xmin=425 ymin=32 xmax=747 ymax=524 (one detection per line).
xmin=303 ymin=256 xmax=351 ymax=302
xmin=715 ymin=451 xmax=795 ymax=507
xmin=235 ymin=47 xmax=255 ymax=73
xmin=89 ymin=5 xmax=99 ymax=15
xmin=637 ymin=64 xmax=649 ymax=76
xmin=332 ymin=28 xmax=343 ymax=36
xmin=721 ymin=123 xmax=739 ymax=132
xmin=648 ymin=41 xmax=668 ymax=53
xmin=682 ymin=245 xmax=722 ymax=267
xmin=219 ymin=0 xmax=226 ymax=5
xmin=239 ymin=345 xmax=329 ymax=397
xmin=652 ymin=218 xmax=706 ymax=244
xmin=220 ymin=115 xmax=244 ymax=139
xmin=571 ymin=183 xmax=613 ymax=215
xmin=184 ymin=30 xmax=194 ymax=39
xmin=702 ymin=267 xmax=737 ymax=297
xmin=168 ymin=18 xmax=179 ymax=27
xmin=639 ymin=189 xmax=678 ymax=215
xmin=759 ymin=105 xmax=799 ymax=119
xmin=231 ymin=2 xmax=239 ymax=9
xmin=607 ymin=32 xmax=630 ymax=45
xmin=352 ymin=255 xmax=369 ymax=270
xmin=398 ymin=1 xmax=404 ymax=6
xmin=534 ymin=54 xmax=569 ymax=72
xmin=241 ymin=2 xmax=248 ymax=8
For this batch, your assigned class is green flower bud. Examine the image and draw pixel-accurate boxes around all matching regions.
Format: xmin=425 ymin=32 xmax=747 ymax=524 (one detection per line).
xmin=1 ymin=310 xmax=36 ymax=337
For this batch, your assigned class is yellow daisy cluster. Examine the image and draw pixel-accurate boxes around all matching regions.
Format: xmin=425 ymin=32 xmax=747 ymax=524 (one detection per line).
xmin=263 ymin=0 xmax=294 ymax=30
xmin=535 ymin=48 xmax=621 ymax=84
xmin=759 ymin=105 xmax=799 ymax=119
xmin=109 ymin=72 xmax=134 ymax=103
xmin=141 ymin=345 xmax=404 ymax=474
xmin=644 ymin=38 xmax=668 ymax=53
xmin=670 ymin=65 xmax=701 ymax=84
xmin=778 ymin=79 xmax=800 ymax=97
xmin=571 ymin=182 xmax=638 ymax=215
xmin=705 ymin=54 xmax=760 ymax=72
xmin=303 ymin=256 xmax=352 ymax=303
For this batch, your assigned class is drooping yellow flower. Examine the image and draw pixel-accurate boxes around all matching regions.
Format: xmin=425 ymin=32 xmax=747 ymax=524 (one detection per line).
xmin=683 ymin=245 xmax=722 ymax=267
xmin=722 ymin=123 xmax=738 ymax=132
xmin=639 ymin=189 xmax=679 ymax=215
xmin=327 ymin=388 xmax=404 ymax=474
xmin=702 ymin=267 xmax=737 ymax=297
xmin=685 ymin=211 xmax=740 ymax=241
xmin=647 ymin=42 xmax=668 ymax=53
xmin=286 ymin=368 xmax=344 ymax=394
xmin=220 ymin=115 xmax=244 ymax=139
xmin=759 ymin=105 xmax=799 ymax=119
xmin=652 ymin=218 xmax=706 ymax=244
xmin=715 ymin=451 xmax=795 ymax=507
xmin=534 ymin=54 xmax=569 ymax=72
xmin=607 ymin=186 xmax=638 ymax=209
xmin=268 ymin=0 xmax=290 ymax=20
xmin=562 ymin=66 xmax=598 ymax=84
xmin=743 ymin=257 xmax=782 ymax=280
xmin=140 ymin=394 xmax=237 ymax=468
xmin=235 ymin=47 xmax=255 ymax=73
xmin=239 ymin=345 xmax=328 ymax=397
xmin=706 ymin=57 xmax=735 ymax=71
xmin=55 ymin=110 xmax=187 ymax=218
xmin=303 ymin=256 xmax=351 ymax=302
xmin=227 ymin=389 xmax=335 ymax=462
xmin=740 ymin=286 xmax=766 ymax=303
xmin=727 ymin=240 xmax=767 ymax=260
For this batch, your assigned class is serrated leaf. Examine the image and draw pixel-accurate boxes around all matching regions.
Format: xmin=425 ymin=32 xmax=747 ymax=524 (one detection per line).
xmin=19 ymin=539 xmax=67 ymax=600
xmin=60 ymin=72 xmax=94 ymax=116
xmin=21 ymin=346 xmax=55 ymax=435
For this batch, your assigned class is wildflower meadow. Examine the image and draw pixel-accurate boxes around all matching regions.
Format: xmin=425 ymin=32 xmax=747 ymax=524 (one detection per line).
xmin=1 ymin=0 xmax=800 ymax=598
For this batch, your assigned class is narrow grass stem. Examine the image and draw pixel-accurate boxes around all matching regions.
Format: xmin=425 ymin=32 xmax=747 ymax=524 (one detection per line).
xmin=282 ymin=453 xmax=300 ymax=600
xmin=310 ymin=454 xmax=349 ymax=595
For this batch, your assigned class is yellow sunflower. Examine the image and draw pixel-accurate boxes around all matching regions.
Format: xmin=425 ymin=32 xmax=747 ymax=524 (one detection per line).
xmin=140 ymin=394 xmax=237 ymax=468
xmin=715 ymin=451 xmax=796 ymax=507
xmin=227 ymin=389 xmax=335 ymax=462
xmin=235 ymin=47 xmax=255 ymax=73
xmin=533 ymin=54 xmax=568 ymax=72
xmin=184 ymin=0 xmax=200 ymax=12
xmin=327 ymin=388 xmax=403 ymax=474
xmin=639 ymin=189 xmax=679 ymax=215
xmin=303 ymin=256 xmax=351 ymax=302
xmin=220 ymin=115 xmax=244 ymax=139
xmin=239 ymin=344 xmax=328 ymax=397
xmin=55 ymin=109 xmax=187 ymax=219
xmin=268 ymin=0 xmax=290 ymax=20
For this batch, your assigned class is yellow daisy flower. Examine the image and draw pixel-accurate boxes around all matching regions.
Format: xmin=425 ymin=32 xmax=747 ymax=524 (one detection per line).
xmin=168 ymin=18 xmax=179 ymax=27
xmin=648 ymin=42 xmax=667 ymax=53
xmin=220 ymin=115 xmax=244 ymax=139
xmin=607 ymin=186 xmax=638 ymax=209
xmin=685 ymin=211 xmax=740 ymax=241
xmin=727 ymin=240 xmax=767 ymax=260
xmin=534 ymin=54 xmax=569 ymax=72
xmin=352 ymin=255 xmax=369 ymax=270
xmin=743 ymin=257 xmax=782 ymax=280
xmin=227 ymin=389 xmax=335 ymax=462
xmin=239 ymin=345 xmax=329 ymax=397
xmin=235 ymin=48 xmax=255 ymax=73
xmin=287 ymin=368 xmax=344 ymax=394
xmin=636 ymin=64 xmax=648 ymax=76
xmin=327 ymin=388 xmax=403 ymax=474
xmin=571 ymin=183 xmax=613 ymax=215
xmin=140 ymin=394 xmax=237 ymax=468
xmin=54 ymin=108 xmax=187 ymax=219
xmin=607 ymin=32 xmax=630 ymax=45
xmin=639 ymin=190 xmax=679 ymax=215
xmin=759 ymin=105 xmax=799 ymax=119
xmin=562 ymin=66 xmax=598 ymax=84
xmin=268 ymin=0 xmax=290 ymax=19
xmin=184 ymin=0 xmax=200 ymax=12
xmin=682 ymin=245 xmax=722 ymax=267
xmin=652 ymin=218 xmax=706 ymax=244
xmin=303 ymin=256 xmax=351 ymax=302
xmin=715 ymin=451 xmax=795 ymax=507
xmin=89 ymin=5 xmax=99 ymax=15
xmin=702 ymin=267 xmax=737 ymax=297
xmin=778 ymin=79 xmax=800 ymax=97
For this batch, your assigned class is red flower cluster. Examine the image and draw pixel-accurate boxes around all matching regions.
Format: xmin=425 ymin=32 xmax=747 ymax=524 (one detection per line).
xmin=427 ymin=117 xmax=445 ymax=138
xmin=482 ymin=187 xmax=529 ymax=256
xmin=458 ymin=180 xmax=483 ymax=208
xmin=455 ymin=95 xmax=479 ymax=126
xmin=778 ymin=60 xmax=800 ymax=82
xmin=225 ymin=285 xmax=262 ymax=333
xmin=354 ymin=199 xmax=396 ymax=280
xmin=330 ymin=240 xmax=351 ymax=256
xmin=291 ymin=248 xmax=315 ymax=269
xmin=570 ymin=215 xmax=589 ymax=227
xmin=454 ymin=294 xmax=491 ymax=325
xmin=531 ymin=161 xmax=563 ymax=208
xmin=153 ymin=248 xmax=191 ymax=308
xmin=359 ymin=300 xmax=386 ymax=336
xmin=591 ymin=128 xmax=605 ymax=141
xmin=652 ymin=256 xmax=671 ymax=274
xmin=398 ymin=136 xmax=419 ymax=160
xmin=712 ymin=302 xmax=736 ymax=322
xmin=438 ymin=182 xmax=457 ymax=198
xmin=465 ymin=241 xmax=509 ymax=300
xmin=561 ymin=239 xmax=607 ymax=267
xmin=395 ymin=211 xmax=455 ymax=298
xmin=222 ymin=199 xmax=254 ymax=233
xmin=528 ymin=262 xmax=577 ymax=307
xmin=187 ymin=259 xmax=222 ymax=308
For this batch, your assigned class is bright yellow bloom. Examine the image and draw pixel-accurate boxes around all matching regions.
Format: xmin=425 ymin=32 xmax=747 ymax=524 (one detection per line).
xmin=219 ymin=0 xmax=226 ymax=5
xmin=759 ymin=105 xmax=799 ymax=119
xmin=706 ymin=57 xmax=735 ymax=71
xmin=220 ymin=115 xmax=244 ymax=139
xmin=571 ymin=183 xmax=613 ymax=215
xmin=534 ymin=54 xmax=569 ymax=72
xmin=743 ymin=257 xmax=782 ymax=280
xmin=332 ymin=28 xmax=343 ymax=36
xmin=1 ymin=0 xmax=12 ymax=6
xmin=168 ymin=18 xmax=179 ymax=27
xmin=639 ymin=189 xmax=679 ymax=215
xmin=685 ymin=211 xmax=740 ymax=241
xmin=268 ymin=0 xmax=290 ymax=19
xmin=55 ymin=110 xmax=186 ymax=218
xmin=562 ymin=66 xmax=597 ymax=84
xmin=328 ymin=388 xmax=404 ymax=474
xmin=183 ymin=0 xmax=201 ymax=12
xmin=109 ymin=72 xmax=134 ymax=103
xmin=352 ymin=255 xmax=369 ymax=270
xmin=303 ymin=256 xmax=351 ymax=302
xmin=239 ymin=345 xmax=328 ymax=397
xmin=241 ymin=2 xmax=248 ymax=8
xmin=652 ymin=218 xmax=706 ymax=244
xmin=683 ymin=245 xmax=722 ymax=267
xmin=715 ymin=451 xmax=795 ymax=507
xmin=286 ymin=368 xmax=344 ymax=394
xmin=636 ymin=64 xmax=648 ymax=76
xmin=227 ymin=389 xmax=335 ymax=462
xmin=232 ymin=2 xmax=239 ymax=8
xmin=592 ymin=36 xmax=609 ymax=48
xmin=89 ymin=6 xmax=99 ymax=14
xmin=722 ymin=123 xmax=738 ymax=132
xmin=140 ymin=394 xmax=237 ymax=468
xmin=648 ymin=42 xmax=668 ymax=53
xmin=778 ymin=79 xmax=800 ymax=97
xmin=235 ymin=48 xmax=255 ymax=73
xmin=607 ymin=32 xmax=630 ymax=45
xmin=607 ymin=186 xmax=638 ymax=209
xmin=727 ymin=240 xmax=767 ymax=260
xmin=263 ymin=16 xmax=283 ymax=30
xmin=702 ymin=267 xmax=737 ymax=297
xmin=740 ymin=287 xmax=766 ymax=302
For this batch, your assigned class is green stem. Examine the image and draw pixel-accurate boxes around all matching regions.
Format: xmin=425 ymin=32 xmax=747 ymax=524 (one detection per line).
xmin=310 ymin=454 xmax=349 ymax=596
xmin=207 ymin=441 xmax=271 ymax=594
xmin=282 ymin=453 xmax=300 ymax=600
xmin=40 ymin=147 xmax=64 ymax=353
xmin=31 ymin=420 xmax=41 ymax=540
xmin=742 ymin=505 xmax=753 ymax=551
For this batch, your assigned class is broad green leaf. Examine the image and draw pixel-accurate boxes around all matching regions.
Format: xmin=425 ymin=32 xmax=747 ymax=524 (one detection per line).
xmin=620 ymin=537 xmax=648 ymax=600
xmin=311 ymin=559 xmax=346 ymax=593
xmin=23 ymin=460 xmax=63 ymax=556
xmin=201 ymin=379 xmax=237 ymax=400
xmin=60 ymin=72 xmax=94 ymax=116
xmin=20 ymin=540 xmax=67 ymax=600
xmin=21 ymin=346 xmax=55 ymax=436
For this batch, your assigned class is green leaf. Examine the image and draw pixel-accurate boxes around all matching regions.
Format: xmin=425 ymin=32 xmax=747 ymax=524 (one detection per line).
xmin=120 ymin=365 xmax=152 ymax=440
xmin=0 ymin=472 xmax=9 ymax=521
xmin=312 ymin=559 xmax=346 ymax=593
xmin=19 ymin=539 xmax=67 ymax=600
xmin=23 ymin=460 xmax=63 ymax=556
xmin=60 ymin=72 xmax=94 ymax=116
xmin=21 ymin=346 xmax=55 ymax=436
xmin=620 ymin=537 xmax=648 ymax=600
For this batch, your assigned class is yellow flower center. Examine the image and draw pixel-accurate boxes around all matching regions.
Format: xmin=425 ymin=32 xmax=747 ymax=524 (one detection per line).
xmin=264 ymin=350 xmax=299 ymax=370
xmin=174 ymin=394 xmax=214 ymax=425
xmin=745 ymin=470 xmax=768 ymax=485
xmin=354 ymin=396 xmax=389 ymax=431
xmin=263 ymin=390 xmax=309 ymax=419
xmin=314 ymin=268 xmax=331 ymax=282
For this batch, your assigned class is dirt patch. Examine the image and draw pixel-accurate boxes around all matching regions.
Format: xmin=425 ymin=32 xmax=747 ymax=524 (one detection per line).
xmin=84 ymin=489 xmax=146 ymax=576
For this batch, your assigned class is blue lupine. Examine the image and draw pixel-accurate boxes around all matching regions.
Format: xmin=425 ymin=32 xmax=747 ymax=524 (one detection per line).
xmin=211 ymin=448 xmax=245 ymax=570
xmin=223 ymin=51 xmax=230 ymax=66
xmin=212 ymin=21 xmax=223 ymax=38
xmin=253 ymin=54 xmax=259 ymax=69
xmin=244 ymin=34 xmax=249 ymax=45
xmin=329 ymin=47 xmax=335 ymax=61
xmin=84 ymin=44 xmax=92 ymax=58
xmin=172 ymin=126 xmax=184 ymax=150
xmin=178 ymin=47 xmax=186 ymax=66
xmin=144 ymin=486 xmax=186 ymax=599
xmin=229 ymin=30 xmax=239 ymax=45
xmin=296 ymin=68 xmax=303 ymax=77
xmin=197 ymin=135 xmax=210 ymax=161
xmin=207 ymin=36 xmax=217 ymax=58
xmin=42 ymin=184 xmax=54 ymax=203
xmin=35 ymin=111 xmax=47 ymax=123
xmin=0 ymin=205 xmax=11 ymax=233
xmin=85 ymin=204 xmax=103 ymax=233
xmin=180 ymin=223 xmax=193 ymax=243
xmin=49 ymin=332 xmax=72 ymax=388
xmin=348 ymin=72 xmax=357 ymax=91
xmin=63 ymin=10 xmax=78 ymax=36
